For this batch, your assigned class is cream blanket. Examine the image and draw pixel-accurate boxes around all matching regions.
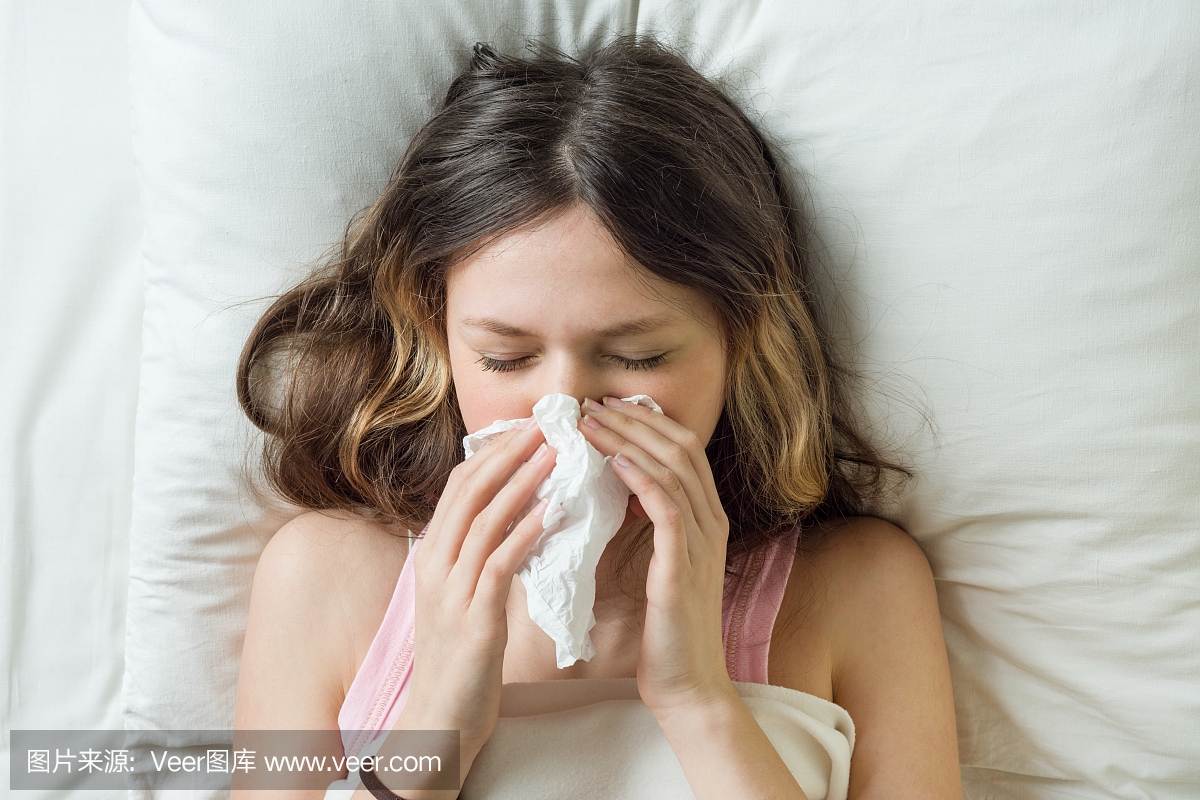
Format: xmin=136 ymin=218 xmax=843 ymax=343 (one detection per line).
xmin=326 ymin=678 xmax=854 ymax=800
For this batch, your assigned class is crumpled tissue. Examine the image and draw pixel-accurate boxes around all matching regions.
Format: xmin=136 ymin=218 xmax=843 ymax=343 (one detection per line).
xmin=463 ymin=393 xmax=662 ymax=668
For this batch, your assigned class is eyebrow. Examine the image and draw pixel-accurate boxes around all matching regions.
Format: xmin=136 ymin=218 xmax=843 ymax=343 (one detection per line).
xmin=460 ymin=314 xmax=675 ymax=339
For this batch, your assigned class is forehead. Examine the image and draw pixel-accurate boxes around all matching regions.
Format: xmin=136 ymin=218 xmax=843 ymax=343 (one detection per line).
xmin=444 ymin=205 xmax=706 ymax=330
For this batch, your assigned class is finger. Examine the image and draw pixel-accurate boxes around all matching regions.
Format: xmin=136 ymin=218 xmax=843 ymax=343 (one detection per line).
xmin=579 ymin=417 xmax=705 ymax=536
xmin=595 ymin=396 xmax=724 ymax=516
xmin=578 ymin=401 xmax=715 ymax=532
xmin=470 ymin=497 xmax=550 ymax=614
xmin=609 ymin=452 xmax=691 ymax=574
xmin=425 ymin=419 xmax=544 ymax=566
xmin=451 ymin=442 xmax=556 ymax=581
xmin=422 ymin=424 xmax=524 ymax=551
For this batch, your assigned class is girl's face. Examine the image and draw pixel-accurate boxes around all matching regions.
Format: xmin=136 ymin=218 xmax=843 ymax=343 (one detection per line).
xmin=445 ymin=204 xmax=727 ymax=443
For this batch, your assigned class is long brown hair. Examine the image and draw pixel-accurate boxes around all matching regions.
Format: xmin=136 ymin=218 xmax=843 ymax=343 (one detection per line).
xmin=237 ymin=34 xmax=911 ymax=560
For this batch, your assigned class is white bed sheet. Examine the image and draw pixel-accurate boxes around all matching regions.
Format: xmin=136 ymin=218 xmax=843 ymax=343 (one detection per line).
xmin=1 ymin=1 xmax=142 ymax=798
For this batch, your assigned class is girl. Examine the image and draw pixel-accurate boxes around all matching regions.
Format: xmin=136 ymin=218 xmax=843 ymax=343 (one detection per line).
xmin=234 ymin=35 xmax=961 ymax=800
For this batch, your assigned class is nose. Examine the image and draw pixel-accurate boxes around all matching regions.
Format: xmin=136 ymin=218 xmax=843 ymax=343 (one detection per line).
xmin=535 ymin=353 xmax=610 ymax=412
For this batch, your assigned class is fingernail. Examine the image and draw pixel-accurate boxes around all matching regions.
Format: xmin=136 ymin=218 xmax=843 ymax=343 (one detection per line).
xmin=530 ymin=442 xmax=548 ymax=462
xmin=581 ymin=414 xmax=603 ymax=430
xmin=603 ymin=396 xmax=625 ymax=408
xmin=583 ymin=398 xmax=603 ymax=413
xmin=532 ymin=499 xmax=549 ymax=516
xmin=521 ymin=416 xmax=538 ymax=430
xmin=614 ymin=452 xmax=632 ymax=468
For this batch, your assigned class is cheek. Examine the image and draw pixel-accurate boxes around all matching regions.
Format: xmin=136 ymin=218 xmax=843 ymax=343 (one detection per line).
xmin=447 ymin=342 xmax=534 ymax=434
xmin=451 ymin=371 xmax=492 ymax=433
xmin=647 ymin=343 xmax=726 ymax=445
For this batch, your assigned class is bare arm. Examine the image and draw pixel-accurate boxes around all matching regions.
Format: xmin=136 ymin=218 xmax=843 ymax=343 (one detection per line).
xmin=825 ymin=519 xmax=962 ymax=799
xmin=653 ymin=689 xmax=811 ymax=800
xmin=232 ymin=512 xmax=406 ymax=800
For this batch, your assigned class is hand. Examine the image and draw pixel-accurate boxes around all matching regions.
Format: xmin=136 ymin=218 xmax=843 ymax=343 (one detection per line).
xmin=396 ymin=418 xmax=557 ymax=757
xmin=577 ymin=396 xmax=735 ymax=716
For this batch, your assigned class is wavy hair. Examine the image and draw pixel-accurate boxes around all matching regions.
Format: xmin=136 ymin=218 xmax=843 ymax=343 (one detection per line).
xmin=237 ymin=34 xmax=911 ymax=560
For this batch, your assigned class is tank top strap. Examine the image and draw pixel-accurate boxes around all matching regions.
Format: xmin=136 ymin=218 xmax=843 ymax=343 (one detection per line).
xmin=338 ymin=531 xmax=423 ymax=759
xmin=721 ymin=527 xmax=801 ymax=684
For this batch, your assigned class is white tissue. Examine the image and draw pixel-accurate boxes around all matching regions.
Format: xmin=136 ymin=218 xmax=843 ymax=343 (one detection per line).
xmin=463 ymin=393 xmax=663 ymax=668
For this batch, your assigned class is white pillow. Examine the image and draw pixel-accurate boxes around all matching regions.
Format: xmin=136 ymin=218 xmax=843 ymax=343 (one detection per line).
xmin=126 ymin=2 xmax=1200 ymax=798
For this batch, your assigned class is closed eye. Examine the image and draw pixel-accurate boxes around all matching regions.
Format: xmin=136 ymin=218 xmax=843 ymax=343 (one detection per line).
xmin=476 ymin=353 xmax=669 ymax=373
xmin=477 ymin=355 xmax=534 ymax=373
xmin=609 ymin=353 xmax=668 ymax=371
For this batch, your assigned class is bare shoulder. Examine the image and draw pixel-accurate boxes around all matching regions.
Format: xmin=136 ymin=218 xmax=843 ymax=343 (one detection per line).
xmin=809 ymin=515 xmax=934 ymax=609
xmin=788 ymin=515 xmax=941 ymax=681
xmin=779 ymin=516 xmax=961 ymax=798
xmin=769 ymin=516 xmax=931 ymax=698
xmin=256 ymin=509 xmax=411 ymax=598
xmin=235 ymin=511 xmax=414 ymax=730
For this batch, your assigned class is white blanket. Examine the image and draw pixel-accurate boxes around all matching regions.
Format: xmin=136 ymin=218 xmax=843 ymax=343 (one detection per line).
xmin=326 ymin=679 xmax=853 ymax=800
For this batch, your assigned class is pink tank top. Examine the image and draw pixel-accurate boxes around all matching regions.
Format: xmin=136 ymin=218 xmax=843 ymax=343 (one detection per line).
xmin=337 ymin=528 xmax=801 ymax=759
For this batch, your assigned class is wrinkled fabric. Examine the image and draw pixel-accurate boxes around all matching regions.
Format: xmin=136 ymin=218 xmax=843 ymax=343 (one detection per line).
xmin=325 ymin=678 xmax=854 ymax=800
